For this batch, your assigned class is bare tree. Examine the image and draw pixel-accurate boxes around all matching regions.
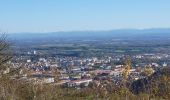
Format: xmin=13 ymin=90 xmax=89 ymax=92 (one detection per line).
xmin=0 ymin=33 xmax=12 ymax=76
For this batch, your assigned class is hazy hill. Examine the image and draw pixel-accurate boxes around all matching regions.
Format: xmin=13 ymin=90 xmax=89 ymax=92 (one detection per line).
xmin=7 ymin=28 xmax=170 ymax=47
xmin=8 ymin=28 xmax=170 ymax=40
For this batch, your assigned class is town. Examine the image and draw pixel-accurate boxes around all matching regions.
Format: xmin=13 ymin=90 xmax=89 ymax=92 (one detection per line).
xmin=9 ymin=49 xmax=169 ymax=89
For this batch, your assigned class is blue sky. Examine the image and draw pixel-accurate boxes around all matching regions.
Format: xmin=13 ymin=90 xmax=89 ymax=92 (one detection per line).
xmin=0 ymin=0 xmax=170 ymax=33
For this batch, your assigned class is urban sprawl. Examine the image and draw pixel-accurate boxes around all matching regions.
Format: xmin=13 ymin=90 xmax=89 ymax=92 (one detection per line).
xmin=8 ymin=50 xmax=169 ymax=89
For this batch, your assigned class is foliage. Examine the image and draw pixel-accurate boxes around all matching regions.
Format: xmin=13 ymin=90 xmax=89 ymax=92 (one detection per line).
xmin=131 ymin=67 xmax=170 ymax=99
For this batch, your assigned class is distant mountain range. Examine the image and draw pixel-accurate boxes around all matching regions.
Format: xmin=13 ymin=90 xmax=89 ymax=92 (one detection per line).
xmin=8 ymin=28 xmax=170 ymax=41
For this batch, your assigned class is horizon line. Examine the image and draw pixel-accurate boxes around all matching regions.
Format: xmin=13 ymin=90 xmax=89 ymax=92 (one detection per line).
xmin=4 ymin=27 xmax=170 ymax=34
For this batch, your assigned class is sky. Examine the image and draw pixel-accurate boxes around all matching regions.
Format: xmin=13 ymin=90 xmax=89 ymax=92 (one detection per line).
xmin=0 ymin=0 xmax=170 ymax=33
